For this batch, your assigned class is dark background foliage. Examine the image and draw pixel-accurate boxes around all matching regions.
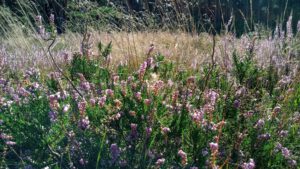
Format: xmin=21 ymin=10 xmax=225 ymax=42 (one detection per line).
xmin=1 ymin=0 xmax=300 ymax=34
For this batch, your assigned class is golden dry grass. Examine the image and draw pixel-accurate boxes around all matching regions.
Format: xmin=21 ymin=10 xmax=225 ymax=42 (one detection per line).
xmin=2 ymin=29 xmax=298 ymax=75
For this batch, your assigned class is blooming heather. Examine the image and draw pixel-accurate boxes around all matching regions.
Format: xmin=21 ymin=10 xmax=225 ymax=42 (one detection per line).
xmin=135 ymin=92 xmax=142 ymax=101
xmin=49 ymin=111 xmax=58 ymax=122
xmin=191 ymin=109 xmax=204 ymax=125
xmin=152 ymin=80 xmax=164 ymax=95
xmin=5 ymin=141 xmax=16 ymax=146
xmin=105 ymin=89 xmax=114 ymax=97
xmin=78 ymin=116 xmax=90 ymax=130
xmin=161 ymin=127 xmax=171 ymax=135
xmin=144 ymin=99 xmax=151 ymax=106
xmin=98 ymin=96 xmax=106 ymax=107
xmin=110 ymin=144 xmax=120 ymax=162
xmin=130 ymin=123 xmax=138 ymax=139
xmin=209 ymin=142 xmax=218 ymax=153
xmin=241 ymin=159 xmax=255 ymax=169
xmin=145 ymin=127 xmax=152 ymax=138
xmin=281 ymin=147 xmax=291 ymax=158
xmin=254 ymin=119 xmax=265 ymax=129
xmin=204 ymin=90 xmax=219 ymax=106
xmin=288 ymin=159 xmax=297 ymax=167
xmin=155 ymin=158 xmax=165 ymax=166
xmin=78 ymin=100 xmax=87 ymax=115
xmin=178 ymin=149 xmax=187 ymax=165
xmin=138 ymin=61 xmax=147 ymax=80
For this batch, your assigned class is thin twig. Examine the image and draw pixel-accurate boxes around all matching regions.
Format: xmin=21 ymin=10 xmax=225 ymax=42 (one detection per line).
xmin=47 ymin=37 xmax=84 ymax=98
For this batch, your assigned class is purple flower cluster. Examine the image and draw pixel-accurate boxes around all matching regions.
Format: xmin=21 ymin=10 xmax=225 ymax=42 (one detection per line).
xmin=209 ymin=142 xmax=218 ymax=154
xmin=130 ymin=123 xmax=138 ymax=139
xmin=178 ymin=149 xmax=187 ymax=165
xmin=191 ymin=109 xmax=204 ymax=125
xmin=49 ymin=111 xmax=58 ymax=122
xmin=138 ymin=61 xmax=147 ymax=80
xmin=110 ymin=143 xmax=120 ymax=162
xmin=241 ymin=159 xmax=255 ymax=169
xmin=78 ymin=116 xmax=90 ymax=130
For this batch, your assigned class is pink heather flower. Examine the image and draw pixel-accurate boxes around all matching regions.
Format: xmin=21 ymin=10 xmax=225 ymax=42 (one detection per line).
xmin=147 ymin=57 xmax=154 ymax=67
xmin=0 ymin=133 xmax=13 ymax=140
xmin=274 ymin=143 xmax=282 ymax=153
xmin=203 ymin=103 xmax=215 ymax=114
xmin=235 ymin=87 xmax=247 ymax=97
xmin=279 ymin=130 xmax=288 ymax=137
xmin=35 ymin=15 xmax=42 ymax=24
xmin=145 ymin=127 xmax=152 ymax=138
xmin=178 ymin=149 xmax=187 ymax=159
xmin=258 ymin=133 xmax=271 ymax=140
xmin=105 ymin=89 xmax=114 ymax=97
xmin=161 ymin=127 xmax=171 ymax=135
xmin=63 ymin=104 xmax=70 ymax=113
xmin=0 ymin=78 xmax=6 ymax=85
xmin=78 ymin=100 xmax=87 ymax=114
xmin=129 ymin=111 xmax=136 ymax=117
xmin=209 ymin=142 xmax=218 ymax=153
xmin=5 ymin=141 xmax=16 ymax=146
xmin=79 ymin=158 xmax=86 ymax=165
xmin=18 ymin=87 xmax=30 ymax=97
xmin=192 ymin=109 xmax=204 ymax=125
xmin=90 ymin=98 xmax=96 ymax=107
xmin=254 ymin=119 xmax=265 ymax=129
xmin=190 ymin=167 xmax=199 ymax=169
xmin=110 ymin=143 xmax=120 ymax=162
xmin=204 ymin=90 xmax=219 ymax=106
xmin=114 ymin=112 xmax=122 ymax=120
xmin=144 ymin=99 xmax=151 ymax=106
xmin=288 ymin=159 xmax=297 ymax=167
xmin=202 ymin=149 xmax=209 ymax=156
xmin=281 ymin=147 xmax=290 ymax=158
xmin=49 ymin=111 xmax=58 ymax=122
xmin=167 ymin=79 xmax=174 ymax=87
xmin=241 ymin=159 xmax=255 ymax=169
xmin=62 ymin=52 xmax=69 ymax=62
xmin=98 ymin=96 xmax=106 ymax=108
xmin=32 ymin=82 xmax=40 ymax=89
xmin=155 ymin=158 xmax=165 ymax=166
xmin=113 ymin=75 xmax=119 ymax=85
xmin=243 ymin=110 xmax=254 ymax=118
xmin=153 ymin=80 xmax=164 ymax=95
xmin=121 ymin=80 xmax=127 ymax=87
xmin=178 ymin=149 xmax=187 ymax=165
xmin=38 ymin=25 xmax=45 ymax=35
xmin=138 ymin=61 xmax=147 ymax=80
xmin=273 ymin=106 xmax=281 ymax=114
xmin=114 ymin=99 xmax=122 ymax=109
xmin=130 ymin=123 xmax=138 ymax=138
xmin=172 ymin=91 xmax=179 ymax=103
xmin=187 ymin=76 xmax=196 ymax=84
xmin=127 ymin=76 xmax=134 ymax=83
xmin=135 ymin=92 xmax=142 ymax=101
xmin=78 ymin=116 xmax=90 ymax=130
xmin=233 ymin=99 xmax=241 ymax=108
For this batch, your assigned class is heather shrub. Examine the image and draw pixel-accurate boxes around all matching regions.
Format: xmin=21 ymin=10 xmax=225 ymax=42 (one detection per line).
xmin=1 ymin=45 xmax=299 ymax=168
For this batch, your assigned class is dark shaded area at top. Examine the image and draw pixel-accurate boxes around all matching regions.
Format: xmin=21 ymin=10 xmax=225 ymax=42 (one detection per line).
xmin=1 ymin=0 xmax=300 ymax=36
